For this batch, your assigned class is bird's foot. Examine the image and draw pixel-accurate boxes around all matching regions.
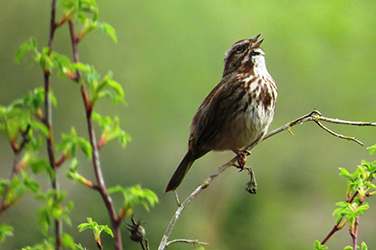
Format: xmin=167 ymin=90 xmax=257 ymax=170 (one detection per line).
xmin=232 ymin=150 xmax=251 ymax=171
xmin=244 ymin=167 xmax=257 ymax=194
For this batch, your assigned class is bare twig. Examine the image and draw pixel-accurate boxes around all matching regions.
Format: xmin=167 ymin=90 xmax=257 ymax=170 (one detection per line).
xmin=166 ymin=239 xmax=208 ymax=247
xmin=313 ymin=120 xmax=363 ymax=146
xmin=159 ymin=109 xmax=376 ymax=250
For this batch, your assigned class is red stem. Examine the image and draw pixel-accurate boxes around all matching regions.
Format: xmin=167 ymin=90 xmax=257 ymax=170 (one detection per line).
xmin=68 ymin=20 xmax=122 ymax=250
xmin=351 ymin=217 xmax=359 ymax=249
xmin=321 ymin=224 xmax=340 ymax=245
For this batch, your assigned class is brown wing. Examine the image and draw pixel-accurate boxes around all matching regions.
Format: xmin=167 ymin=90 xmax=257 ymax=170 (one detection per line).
xmin=188 ymin=74 xmax=243 ymax=155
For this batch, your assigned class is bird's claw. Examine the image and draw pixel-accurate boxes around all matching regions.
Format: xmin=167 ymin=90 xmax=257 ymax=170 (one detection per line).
xmin=245 ymin=167 xmax=257 ymax=194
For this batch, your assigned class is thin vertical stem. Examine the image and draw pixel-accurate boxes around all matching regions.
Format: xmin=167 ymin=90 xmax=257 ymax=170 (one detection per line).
xmin=45 ymin=0 xmax=61 ymax=249
xmin=68 ymin=20 xmax=122 ymax=250
xmin=351 ymin=216 xmax=359 ymax=249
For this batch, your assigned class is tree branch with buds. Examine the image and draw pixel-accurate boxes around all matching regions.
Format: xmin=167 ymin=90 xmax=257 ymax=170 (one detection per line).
xmin=158 ymin=109 xmax=376 ymax=250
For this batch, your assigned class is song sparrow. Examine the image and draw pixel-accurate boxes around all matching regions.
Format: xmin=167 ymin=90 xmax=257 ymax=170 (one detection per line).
xmin=165 ymin=34 xmax=277 ymax=193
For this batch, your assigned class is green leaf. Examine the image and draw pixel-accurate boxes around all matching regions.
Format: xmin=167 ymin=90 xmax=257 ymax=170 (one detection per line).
xmin=29 ymin=157 xmax=52 ymax=175
xmin=102 ymin=225 xmax=114 ymax=238
xmin=92 ymin=113 xmax=130 ymax=148
xmin=344 ymin=246 xmax=353 ymax=250
xmin=0 ymin=224 xmax=14 ymax=242
xmin=89 ymin=71 xmax=125 ymax=105
xmin=57 ymin=127 xmax=92 ymax=159
xmin=75 ymin=243 xmax=87 ymax=250
xmin=61 ymin=233 xmax=76 ymax=250
xmin=354 ymin=204 xmax=369 ymax=215
xmin=30 ymin=121 xmax=49 ymax=137
xmin=106 ymin=79 xmax=123 ymax=98
xmin=66 ymin=159 xmax=90 ymax=185
xmin=22 ymin=171 xmax=41 ymax=193
xmin=314 ymin=240 xmax=328 ymax=250
xmin=35 ymin=190 xmax=73 ymax=235
xmin=108 ymin=184 xmax=158 ymax=216
xmin=36 ymin=206 xmax=51 ymax=235
xmin=4 ymin=175 xmax=29 ymax=206
xmin=361 ymin=242 xmax=368 ymax=250
xmin=339 ymin=167 xmax=351 ymax=178
xmin=15 ymin=37 xmax=38 ymax=64
xmin=364 ymin=181 xmax=376 ymax=189
xmin=78 ymin=222 xmax=93 ymax=233
xmin=361 ymin=160 xmax=376 ymax=174
xmin=119 ymin=130 xmax=131 ymax=148
xmin=71 ymin=62 xmax=90 ymax=72
xmin=98 ymin=22 xmax=117 ymax=43
xmin=366 ymin=144 xmax=376 ymax=155
xmin=76 ymin=138 xmax=92 ymax=159
xmin=78 ymin=217 xmax=113 ymax=241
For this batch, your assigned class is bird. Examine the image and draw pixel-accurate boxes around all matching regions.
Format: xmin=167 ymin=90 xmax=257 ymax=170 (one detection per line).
xmin=165 ymin=34 xmax=277 ymax=193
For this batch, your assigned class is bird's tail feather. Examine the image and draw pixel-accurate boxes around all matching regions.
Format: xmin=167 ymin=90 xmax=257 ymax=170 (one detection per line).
xmin=164 ymin=151 xmax=195 ymax=193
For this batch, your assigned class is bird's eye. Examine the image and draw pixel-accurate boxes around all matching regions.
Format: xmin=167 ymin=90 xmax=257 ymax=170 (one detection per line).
xmin=235 ymin=45 xmax=246 ymax=53
xmin=250 ymin=51 xmax=260 ymax=56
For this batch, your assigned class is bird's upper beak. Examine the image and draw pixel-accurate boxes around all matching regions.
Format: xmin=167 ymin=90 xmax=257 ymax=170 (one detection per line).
xmin=249 ymin=33 xmax=263 ymax=49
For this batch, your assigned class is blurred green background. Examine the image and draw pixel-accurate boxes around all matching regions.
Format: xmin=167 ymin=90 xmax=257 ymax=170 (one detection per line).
xmin=1 ymin=0 xmax=376 ymax=249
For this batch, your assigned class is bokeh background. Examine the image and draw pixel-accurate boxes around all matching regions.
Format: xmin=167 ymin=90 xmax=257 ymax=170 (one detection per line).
xmin=1 ymin=1 xmax=376 ymax=249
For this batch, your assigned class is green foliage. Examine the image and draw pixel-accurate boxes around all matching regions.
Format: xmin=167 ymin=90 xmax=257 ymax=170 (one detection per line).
xmin=0 ymin=103 xmax=42 ymax=145
xmin=21 ymin=238 xmax=54 ymax=250
xmin=342 ymin=242 xmax=368 ymax=250
xmin=57 ymin=127 xmax=92 ymax=159
xmin=61 ymin=233 xmax=77 ymax=250
xmin=90 ymin=71 xmax=125 ymax=105
xmin=2 ymin=0 xmax=150 ymax=248
xmin=61 ymin=0 xmax=99 ymax=22
xmin=0 ymin=171 xmax=40 ymax=207
xmin=0 ymin=224 xmax=13 ymax=242
xmin=108 ymin=184 xmax=159 ymax=217
xmin=75 ymin=243 xmax=87 ymax=250
xmin=66 ymin=158 xmax=89 ymax=185
xmin=318 ymin=146 xmax=376 ymax=249
xmin=93 ymin=112 xmax=131 ymax=148
xmin=34 ymin=190 xmax=74 ymax=235
xmin=361 ymin=242 xmax=368 ymax=250
xmin=0 ymin=87 xmax=58 ymax=159
xmin=14 ymin=37 xmax=38 ymax=64
xmin=15 ymin=38 xmax=71 ymax=75
xmin=61 ymin=0 xmax=117 ymax=43
xmin=78 ymin=217 xmax=113 ymax=241
xmin=27 ymin=157 xmax=54 ymax=178
xmin=333 ymin=200 xmax=369 ymax=227
xmin=21 ymin=234 xmax=77 ymax=250
xmin=366 ymin=144 xmax=376 ymax=155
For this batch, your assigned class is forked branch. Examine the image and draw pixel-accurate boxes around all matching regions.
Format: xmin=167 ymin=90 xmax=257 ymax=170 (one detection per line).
xmin=158 ymin=109 xmax=376 ymax=250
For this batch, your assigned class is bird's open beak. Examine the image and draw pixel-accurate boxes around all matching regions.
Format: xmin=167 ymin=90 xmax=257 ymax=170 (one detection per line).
xmin=249 ymin=33 xmax=263 ymax=49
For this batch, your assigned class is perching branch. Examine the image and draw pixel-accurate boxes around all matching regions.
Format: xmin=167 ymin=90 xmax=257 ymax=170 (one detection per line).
xmin=158 ymin=109 xmax=376 ymax=250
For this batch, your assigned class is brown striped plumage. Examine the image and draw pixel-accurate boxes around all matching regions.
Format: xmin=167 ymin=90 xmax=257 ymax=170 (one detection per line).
xmin=165 ymin=34 xmax=277 ymax=193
